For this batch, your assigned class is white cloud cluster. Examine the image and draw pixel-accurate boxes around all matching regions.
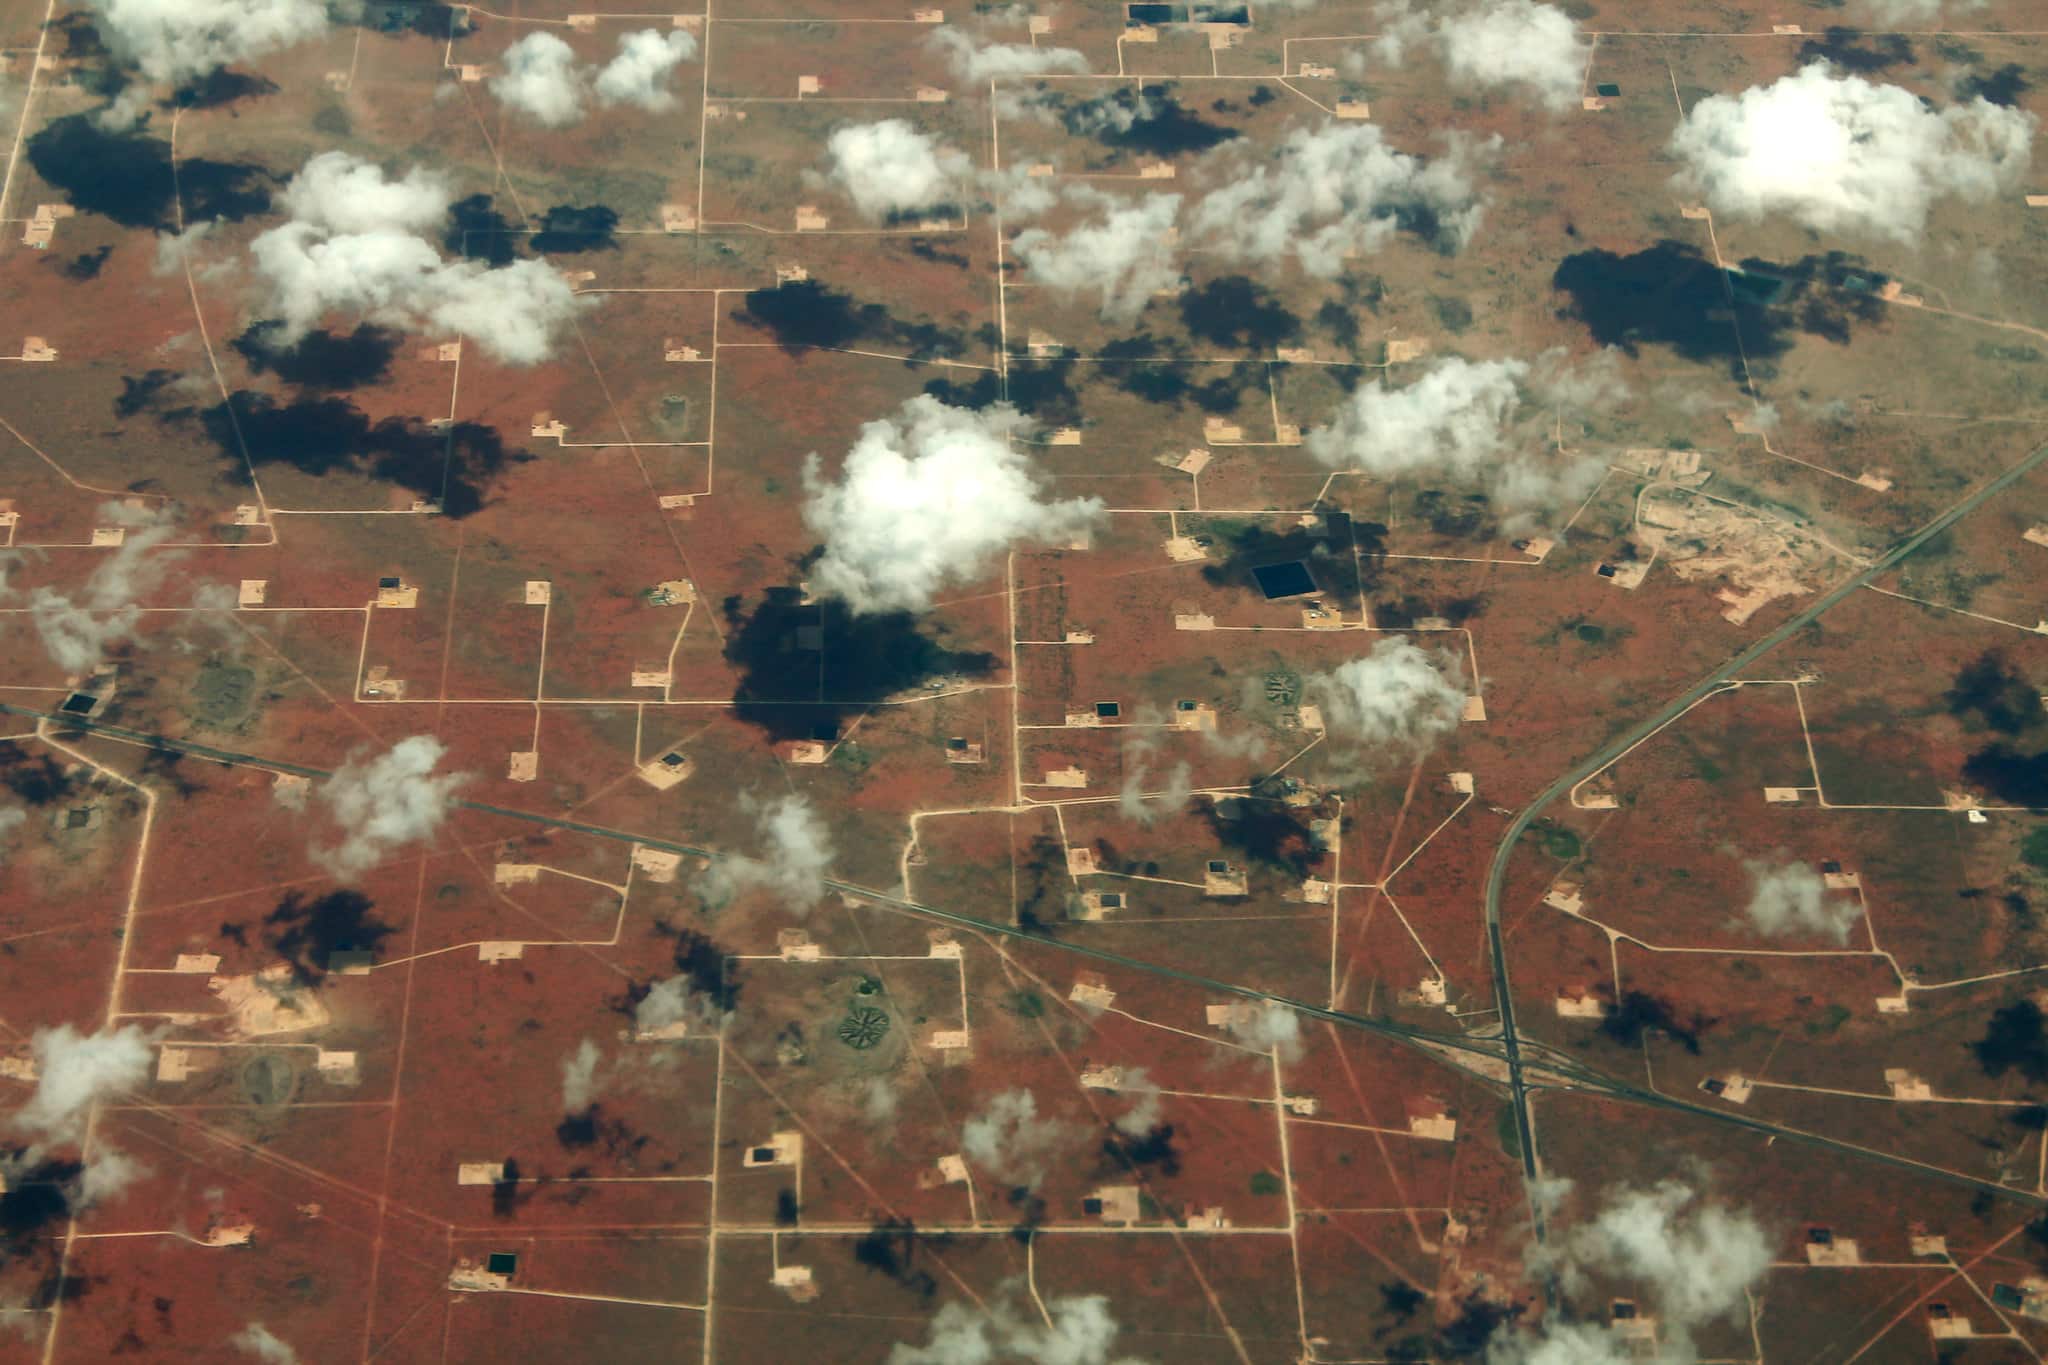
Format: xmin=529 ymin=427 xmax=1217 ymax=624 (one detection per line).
xmin=230 ymin=1323 xmax=300 ymax=1365
xmin=703 ymin=795 xmax=835 ymax=911
xmin=24 ymin=505 xmax=178 ymax=673
xmin=251 ymin=151 xmax=588 ymax=365
xmin=891 ymin=1286 xmax=1139 ymax=1365
xmin=823 ymin=119 xmax=973 ymax=222
xmin=493 ymin=28 xmax=698 ymax=125
xmin=86 ymin=0 xmax=331 ymax=88
xmin=1010 ymin=187 xmax=1182 ymax=322
xmin=802 ymin=396 xmax=1105 ymax=614
xmin=9 ymin=1024 xmax=154 ymax=1208
xmin=0 ymin=805 xmax=25 ymax=861
xmin=1190 ymin=121 xmax=1492 ymax=275
xmin=1496 ymin=1181 xmax=1773 ymax=1364
xmin=1226 ymin=1002 xmax=1303 ymax=1061
xmin=15 ymin=1024 xmax=151 ymax=1142
xmin=1306 ymin=636 xmax=1468 ymax=754
xmin=1740 ymin=860 xmax=1863 ymax=944
xmin=961 ymin=1088 xmax=1077 ymax=1186
xmin=1374 ymin=1 xmax=1588 ymax=112
xmin=1669 ymin=61 xmax=2036 ymax=243
xmin=312 ymin=735 xmax=464 ymax=881
xmin=1303 ymin=356 xmax=1603 ymax=510
xmin=560 ymin=1038 xmax=601 ymax=1114
xmin=634 ymin=975 xmax=726 ymax=1037
xmin=928 ymin=27 xmax=1089 ymax=84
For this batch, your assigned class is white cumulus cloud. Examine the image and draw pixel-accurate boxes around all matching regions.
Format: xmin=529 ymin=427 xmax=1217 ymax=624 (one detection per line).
xmin=1226 ymin=1001 xmax=1304 ymax=1061
xmin=1303 ymin=355 xmax=1603 ymax=510
xmin=1375 ymin=1 xmax=1588 ymax=112
xmin=86 ymin=0 xmax=332 ymax=88
xmin=1495 ymin=1181 xmax=1772 ymax=1363
xmin=312 ymin=735 xmax=464 ymax=881
xmin=493 ymin=32 xmax=584 ymax=127
xmin=802 ymin=395 xmax=1104 ymax=614
xmin=251 ymin=151 xmax=589 ymax=365
xmin=1306 ymin=636 xmax=1468 ymax=754
xmin=560 ymin=1038 xmax=601 ymax=1114
xmin=594 ymin=28 xmax=697 ymax=110
xmin=1669 ymin=61 xmax=2036 ymax=243
xmin=1740 ymin=860 xmax=1863 ymax=944
xmin=824 ymin=119 xmax=973 ymax=222
xmin=703 ymin=794 xmax=835 ymax=911
xmin=1191 ymin=121 xmax=1492 ymax=276
xmin=22 ymin=503 xmax=179 ymax=673
xmin=14 ymin=1024 xmax=152 ymax=1142
xmin=1011 ymin=188 xmax=1183 ymax=322
xmin=493 ymin=27 xmax=698 ymax=123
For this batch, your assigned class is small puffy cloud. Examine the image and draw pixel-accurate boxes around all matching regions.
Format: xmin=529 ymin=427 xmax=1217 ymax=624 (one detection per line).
xmin=1306 ymin=637 xmax=1468 ymax=754
xmin=704 ymin=795 xmax=835 ymax=910
xmin=1011 ymin=188 xmax=1183 ymax=322
xmin=76 ymin=1147 xmax=148 ymax=1205
xmin=1669 ymin=61 xmax=2036 ymax=243
xmin=1119 ymin=755 xmax=1192 ymax=825
xmin=252 ymin=152 xmax=588 ymax=365
xmin=891 ymin=1286 xmax=1139 ymax=1365
xmin=1191 ymin=121 xmax=1491 ymax=276
xmin=1305 ymin=355 xmax=1520 ymax=476
xmin=0 ymin=805 xmax=25 ymax=859
xmin=230 ymin=1324 xmax=300 ymax=1365
xmin=823 ymin=119 xmax=973 ymax=222
xmin=634 ymin=976 xmax=725 ymax=1036
xmin=313 ymin=735 xmax=464 ymax=881
xmin=929 ymin=28 xmax=1089 ymax=84
xmin=493 ymin=32 xmax=585 ymax=127
xmin=594 ymin=28 xmax=697 ymax=110
xmin=560 ymin=1038 xmax=601 ymax=1114
xmin=15 ymin=1025 xmax=152 ymax=1142
xmin=862 ymin=1075 xmax=899 ymax=1126
xmin=1303 ymin=355 xmax=1602 ymax=510
xmin=1117 ymin=714 xmax=1194 ymax=825
xmin=961 ymin=1088 xmax=1078 ymax=1185
xmin=1740 ymin=860 xmax=1863 ymax=943
xmin=86 ymin=0 xmax=331 ymax=87
xmin=1440 ymin=2 xmax=1586 ymax=109
xmin=1226 ymin=1002 xmax=1303 ymax=1061
xmin=802 ymin=396 xmax=1104 ymax=614
xmin=1110 ymin=1067 xmax=1163 ymax=1137
xmin=23 ymin=506 xmax=178 ymax=672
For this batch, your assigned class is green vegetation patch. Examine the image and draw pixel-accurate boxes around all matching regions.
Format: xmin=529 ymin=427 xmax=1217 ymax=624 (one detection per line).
xmin=1495 ymin=1104 xmax=1521 ymax=1160
xmin=2023 ymin=827 xmax=2048 ymax=873
xmin=1249 ymin=1171 xmax=1284 ymax=1196
xmin=1536 ymin=824 xmax=1582 ymax=861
